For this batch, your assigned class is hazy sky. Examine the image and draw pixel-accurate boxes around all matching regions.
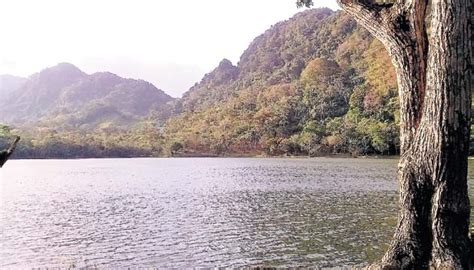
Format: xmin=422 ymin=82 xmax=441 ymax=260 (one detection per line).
xmin=0 ymin=0 xmax=339 ymax=97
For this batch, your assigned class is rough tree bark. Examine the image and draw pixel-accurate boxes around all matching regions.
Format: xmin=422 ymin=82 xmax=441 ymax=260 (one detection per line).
xmin=299 ymin=0 xmax=472 ymax=268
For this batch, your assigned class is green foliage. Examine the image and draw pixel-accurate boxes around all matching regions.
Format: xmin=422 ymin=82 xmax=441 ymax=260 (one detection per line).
xmin=301 ymin=58 xmax=352 ymax=121
xmin=0 ymin=124 xmax=11 ymax=136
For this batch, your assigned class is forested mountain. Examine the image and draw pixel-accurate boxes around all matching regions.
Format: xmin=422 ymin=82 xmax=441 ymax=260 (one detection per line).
xmin=164 ymin=9 xmax=400 ymax=156
xmin=0 ymin=63 xmax=174 ymax=158
xmin=0 ymin=63 xmax=173 ymax=130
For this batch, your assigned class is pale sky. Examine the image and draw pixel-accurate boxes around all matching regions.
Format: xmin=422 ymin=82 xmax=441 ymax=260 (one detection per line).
xmin=0 ymin=0 xmax=339 ymax=97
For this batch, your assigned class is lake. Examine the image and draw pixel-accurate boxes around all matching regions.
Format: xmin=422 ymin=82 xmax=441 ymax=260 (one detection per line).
xmin=1 ymin=158 xmax=473 ymax=268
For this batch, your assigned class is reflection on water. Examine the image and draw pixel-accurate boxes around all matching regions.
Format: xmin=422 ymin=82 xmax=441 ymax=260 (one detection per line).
xmin=0 ymin=158 xmax=472 ymax=268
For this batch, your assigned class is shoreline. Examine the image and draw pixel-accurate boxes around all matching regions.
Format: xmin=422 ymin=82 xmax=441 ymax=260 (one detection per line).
xmin=11 ymin=153 xmax=474 ymax=160
xmin=8 ymin=153 xmax=403 ymax=160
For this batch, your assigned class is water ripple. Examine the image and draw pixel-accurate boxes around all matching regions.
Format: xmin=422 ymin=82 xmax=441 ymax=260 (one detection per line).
xmin=1 ymin=158 xmax=472 ymax=268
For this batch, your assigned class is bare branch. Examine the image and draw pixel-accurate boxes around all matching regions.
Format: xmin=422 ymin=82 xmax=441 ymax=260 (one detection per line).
xmin=7 ymin=136 xmax=20 ymax=154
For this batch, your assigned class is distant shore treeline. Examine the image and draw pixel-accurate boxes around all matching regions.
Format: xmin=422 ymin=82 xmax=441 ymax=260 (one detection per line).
xmin=1 ymin=9 xmax=473 ymax=159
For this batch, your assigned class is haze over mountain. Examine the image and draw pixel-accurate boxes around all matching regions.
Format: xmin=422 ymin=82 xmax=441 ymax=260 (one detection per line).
xmin=0 ymin=75 xmax=27 ymax=103
xmin=0 ymin=63 xmax=174 ymax=130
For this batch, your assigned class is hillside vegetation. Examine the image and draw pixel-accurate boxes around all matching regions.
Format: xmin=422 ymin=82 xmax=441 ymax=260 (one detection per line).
xmin=164 ymin=9 xmax=400 ymax=157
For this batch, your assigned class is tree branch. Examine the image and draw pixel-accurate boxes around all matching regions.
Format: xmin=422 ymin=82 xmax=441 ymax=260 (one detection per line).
xmin=7 ymin=136 xmax=20 ymax=154
xmin=335 ymin=0 xmax=428 ymax=52
xmin=336 ymin=0 xmax=395 ymax=43
xmin=0 ymin=136 xmax=20 ymax=168
xmin=336 ymin=0 xmax=429 ymax=153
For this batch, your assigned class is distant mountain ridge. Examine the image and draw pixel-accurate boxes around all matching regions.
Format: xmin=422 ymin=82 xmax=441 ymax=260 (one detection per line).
xmin=0 ymin=63 xmax=174 ymax=130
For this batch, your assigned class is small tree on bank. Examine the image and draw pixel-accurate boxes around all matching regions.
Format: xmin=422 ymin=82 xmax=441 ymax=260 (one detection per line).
xmin=298 ymin=0 xmax=472 ymax=268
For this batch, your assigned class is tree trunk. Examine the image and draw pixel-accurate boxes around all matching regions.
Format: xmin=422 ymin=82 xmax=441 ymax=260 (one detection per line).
xmin=426 ymin=0 xmax=472 ymax=267
xmin=332 ymin=0 xmax=473 ymax=268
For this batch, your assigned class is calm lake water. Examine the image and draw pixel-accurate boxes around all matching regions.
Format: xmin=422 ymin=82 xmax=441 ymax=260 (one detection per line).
xmin=1 ymin=158 xmax=473 ymax=268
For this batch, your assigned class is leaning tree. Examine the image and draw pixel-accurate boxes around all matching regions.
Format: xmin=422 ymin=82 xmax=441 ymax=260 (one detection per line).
xmin=298 ymin=0 xmax=472 ymax=268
